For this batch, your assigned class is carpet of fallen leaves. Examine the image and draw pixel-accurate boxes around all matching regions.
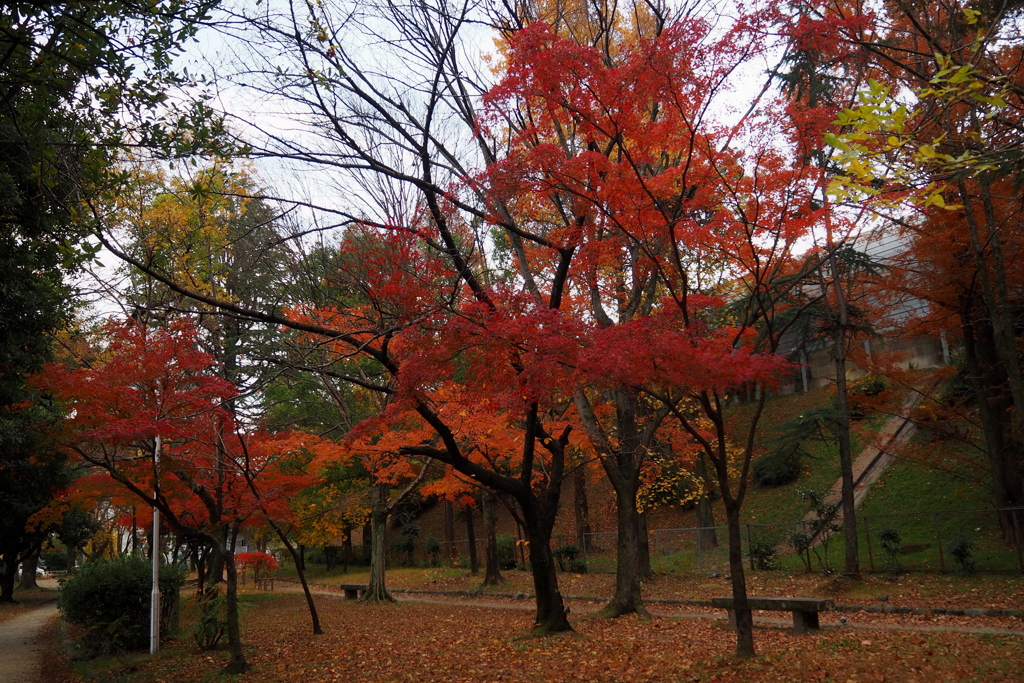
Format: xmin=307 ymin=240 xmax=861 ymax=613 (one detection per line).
xmin=76 ymin=583 xmax=1024 ymax=683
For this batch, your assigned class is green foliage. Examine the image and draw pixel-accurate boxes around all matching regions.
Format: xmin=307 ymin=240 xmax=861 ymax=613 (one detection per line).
xmin=949 ymin=537 xmax=976 ymax=574
xmin=878 ymin=526 xmax=903 ymax=574
xmin=424 ymin=536 xmax=441 ymax=567
xmin=796 ymin=488 xmax=842 ymax=575
xmin=192 ymin=589 xmax=227 ymax=651
xmin=755 ymin=406 xmax=841 ymax=488
xmin=748 ymin=534 xmax=780 ymax=570
xmin=789 ymin=530 xmax=814 ymax=572
xmin=552 ymin=545 xmax=587 ymax=573
xmin=58 ymin=554 xmax=185 ymax=658
xmin=752 ymin=449 xmax=802 ymax=488
xmin=397 ymin=523 xmax=420 ymax=566
xmin=849 ymin=374 xmax=888 ymax=398
xmin=496 ymin=533 xmax=518 ymax=570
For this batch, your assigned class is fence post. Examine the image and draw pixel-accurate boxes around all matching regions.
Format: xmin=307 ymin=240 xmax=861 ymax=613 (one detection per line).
xmin=696 ymin=529 xmax=702 ymax=572
xmin=746 ymin=524 xmax=754 ymax=571
xmin=863 ymin=516 xmax=875 ymax=572
xmin=934 ymin=513 xmax=945 ymax=572
xmin=1014 ymin=509 xmax=1024 ymax=573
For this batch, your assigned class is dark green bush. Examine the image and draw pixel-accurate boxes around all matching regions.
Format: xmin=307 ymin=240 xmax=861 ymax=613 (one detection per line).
xmin=40 ymin=547 xmax=69 ymax=572
xmin=552 ymin=544 xmax=587 ymax=573
xmin=496 ymin=533 xmax=518 ymax=570
xmin=850 ymin=374 xmax=888 ymax=397
xmin=878 ymin=527 xmax=903 ymax=574
xmin=949 ymin=537 xmax=976 ymax=574
xmin=752 ymin=449 xmax=802 ymax=488
xmin=424 ymin=536 xmax=442 ymax=567
xmin=58 ymin=554 xmax=185 ymax=658
xmin=748 ymin=534 xmax=780 ymax=570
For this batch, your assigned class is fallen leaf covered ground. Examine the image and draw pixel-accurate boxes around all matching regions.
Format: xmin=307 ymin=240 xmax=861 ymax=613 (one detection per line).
xmin=68 ymin=572 xmax=1024 ymax=683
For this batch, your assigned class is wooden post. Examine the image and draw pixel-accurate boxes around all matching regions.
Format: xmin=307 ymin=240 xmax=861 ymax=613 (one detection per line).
xmin=746 ymin=524 xmax=754 ymax=571
xmin=863 ymin=516 xmax=875 ymax=572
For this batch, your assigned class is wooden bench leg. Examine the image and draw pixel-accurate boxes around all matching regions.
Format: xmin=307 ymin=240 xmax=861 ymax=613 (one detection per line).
xmin=727 ymin=609 xmax=737 ymax=629
xmin=792 ymin=610 xmax=820 ymax=634
xmin=344 ymin=589 xmax=358 ymax=599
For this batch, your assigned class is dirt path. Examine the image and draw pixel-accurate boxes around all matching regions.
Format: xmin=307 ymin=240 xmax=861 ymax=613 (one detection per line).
xmin=282 ymin=583 xmax=1024 ymax=637
xmin=0 ymin=598 xmax=58 ymax=683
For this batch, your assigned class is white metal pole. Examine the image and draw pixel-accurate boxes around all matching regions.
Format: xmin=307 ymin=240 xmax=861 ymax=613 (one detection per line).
xmin=150 ymin=435 xmax=161 ymax=655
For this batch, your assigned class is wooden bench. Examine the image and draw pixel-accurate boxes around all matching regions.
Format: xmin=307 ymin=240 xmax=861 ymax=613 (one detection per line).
xmin=711 ymin=596 xmax=834 ymax=634
xmin=254 ymin=575 xmax=275 ymax=591
xmin=340 ymin=583 xmax=368 ymax=599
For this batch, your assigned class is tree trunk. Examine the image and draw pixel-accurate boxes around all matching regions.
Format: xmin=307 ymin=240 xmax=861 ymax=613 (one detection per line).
xmin=219 ymin=547 xmax=250 ymax=674
xmin=342 ymin=525 xmax=352 ymax=573
xmin=834 ymin=349 xmax=860 ymax=577
xmin=961 ymin=295 xmax=1024 ymax=544
xmin=481 ymin=490 xmax=505 ymax=587
xmin=725 ymin=504 xmax=755 ymax=658
xmin=0 ymin=555 xmax=17 ymax=603
xmin=298 ymin=544 xmax=305 ymax=572
xmin=574 ymin=466 xmax=593 ymax=552
xmin=362 ymin=520 xmax=372 ymax=563
xmin=602 ymin=477 xmax=647 ymax=617
xmin=364 ymin=482 xmax=394 ymax=602
xmin=827 ymin=244 xmax=860 ymax=579
xmin=444 ymin=499 xmax=456 ymax=565
xmin=465 ymin=502 xmax=479 ymax=574
xmin=521 ymin=505 xmax=572 ymax=634
xmin=18 ymin=547 xmax=40 ymax=590
xmin=638 ymin=511 xmax=652 ymax=578
xmin=696 ymin=454 xmax=719 ymax=550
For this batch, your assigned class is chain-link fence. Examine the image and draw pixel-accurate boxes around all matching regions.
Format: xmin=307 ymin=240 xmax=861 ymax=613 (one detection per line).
xmin=322 ymin=507 xmax=1024 ymax=574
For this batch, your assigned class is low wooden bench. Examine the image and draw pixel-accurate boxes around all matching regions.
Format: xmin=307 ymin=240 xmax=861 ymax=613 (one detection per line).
xmin=254 ymin=575 xmax=275 ymax=591
xmin=340 ymin=583 xmax=368 ymax=599
xmin=711 ymin=596 xmax=834 ymax=634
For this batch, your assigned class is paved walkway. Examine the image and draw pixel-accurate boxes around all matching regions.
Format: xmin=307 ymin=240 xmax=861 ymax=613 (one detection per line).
xmin=0 ymin=599 xmax=58 ymax=683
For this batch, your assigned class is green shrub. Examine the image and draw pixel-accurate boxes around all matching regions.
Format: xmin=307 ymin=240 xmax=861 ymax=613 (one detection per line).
xmin=748 ymin=534 xmax=780 ymax=570
xmin=192 ymin=589 xmax=227 ymax=650
xmin=40 ymin=547 xmax=69 ymax=572
xmin=496 ymin=533 xmax=518 ymax=570
xmin=949 ymin=537 xmax=976 ymax=574
xmin=552 ymin=544 xmax=587 ymax=573
xmin=878 ymin=527 xmax=903 ymax=574
xmin=58 ymin=554 xmax=185 ymax=658
xmin=752 ymin=449 xmax=802 ymax=487
xmin=424 ymin=536 xmax=442 ymax=567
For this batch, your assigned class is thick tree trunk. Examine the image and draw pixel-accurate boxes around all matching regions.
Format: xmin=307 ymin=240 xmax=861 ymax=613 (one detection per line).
xmin=0 ymin=555 xmax=17 ymax=603
xmin=465 ymin=502 xmax=479 ymax=574
xmin=364 ymin=483 xmax=394 ymax=602
xmin=220 ymin=548 xmax=250 ymax=674
xmin=522 ymin=506 xmax=572 ymax=634
xmin=602 ymin=478 xmax=647 ymax=617
xmin=725 ymin=504 xmax=755 ymax=657
xmin=18 ymin=547 xmax=40 ymax=590
xmin=638 ymin=511 xmax=652 ymax=578
xmin=961 ymin=297 xmax=1024 ymax=544
xmin=481 ymin=490 xmax=505 ymax=587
